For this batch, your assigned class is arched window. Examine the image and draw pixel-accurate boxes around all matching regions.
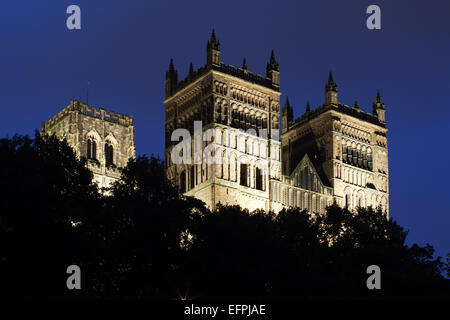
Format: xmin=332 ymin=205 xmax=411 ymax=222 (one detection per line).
xmin=251 ymin=115 xmax=256 ymax=128
xmin=233 ymin=109 xmax=238 ymax=127
xmin=255 ymin=167 xmax=263 ymax=191
xmin=240 ymin=163 xmax=248 ymax=187
xmin=87 ymin=138 xmax=97 ymax=159
xmin=362 ymin=151 xmax=367 ymax=169
xmin=92 ymin=140 xmax=97 ymax=159
xmin=342 ymin=145 xmax=347 ymax=163
xmin=87 ymin=139 xmax=91 ymax=158
xmin=239 ymin=111 xmax=245 ymax=129
xmin=105 ymin=142 xmax=114 ymax=166
xmin=357 ymin=150 xmax=362 ymax=167
xmin=222 ymin=105 xmax=228 ymax=124
xmin=352 ymin=148 xmax=357 ymax=165
xmin=245 ymin=112 xmax=251 ymax=130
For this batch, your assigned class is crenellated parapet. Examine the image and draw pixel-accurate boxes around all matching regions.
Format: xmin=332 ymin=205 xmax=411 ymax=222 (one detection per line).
xmin=42 ymin=100 xmax=133 ymax=132
xmin=171 ymin=62 xmax=278 ymax=98
xmin=286 ymin=103 xmax=384 ymax=135
xmin=283 ymin=74 xmax=386 ymax=135
xmin=42 ymin=103 xmax=75 ymax=132
xmin=80 ymin=104 xmax=133 ymax=127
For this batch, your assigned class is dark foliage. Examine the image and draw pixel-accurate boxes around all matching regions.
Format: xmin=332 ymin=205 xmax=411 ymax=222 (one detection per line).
xmin=0 ymin=134 xmax=448 ymax=299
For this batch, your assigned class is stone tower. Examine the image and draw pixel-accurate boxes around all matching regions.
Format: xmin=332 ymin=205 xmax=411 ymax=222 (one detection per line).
xmin=42 ymin=100 xmax=135 ymax=189
xmin=164 ymin=30 xmax=282 ymax=212
xmin=281 ymin=74 xmax=389 ymax=215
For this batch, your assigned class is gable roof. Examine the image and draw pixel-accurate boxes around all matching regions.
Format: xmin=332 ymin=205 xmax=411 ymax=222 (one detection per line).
xmin=286 ymin=153 xmax=331 ymax=188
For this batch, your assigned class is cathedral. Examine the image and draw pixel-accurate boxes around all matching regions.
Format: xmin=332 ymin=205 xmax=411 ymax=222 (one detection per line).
xmin=42 ymin=100 xmax=135 ymax=189
xmin=42 ymin=30 xmax=389 ymax=215
xmin=164 ymin=31 xmax=389 ymax=215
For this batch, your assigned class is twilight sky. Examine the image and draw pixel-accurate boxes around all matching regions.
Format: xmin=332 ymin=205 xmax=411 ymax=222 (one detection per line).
xmin=1 ymin=0 xmax=449 ymax=259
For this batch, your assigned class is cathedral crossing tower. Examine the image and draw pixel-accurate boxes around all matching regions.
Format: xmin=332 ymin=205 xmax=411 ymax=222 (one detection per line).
xmin=165 ymin=30 xmax=282 ymax=212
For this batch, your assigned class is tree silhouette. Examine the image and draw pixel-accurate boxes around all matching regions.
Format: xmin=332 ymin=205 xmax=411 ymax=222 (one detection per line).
xmin=0 ymin=132 xmax=99 ymax=299
xmin=0 ymin=133 xmax=448 ymax=299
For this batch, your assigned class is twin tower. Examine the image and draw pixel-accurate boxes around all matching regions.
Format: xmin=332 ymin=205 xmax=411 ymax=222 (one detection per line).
xmin=164 ymin=30 xmax=389 ymax=215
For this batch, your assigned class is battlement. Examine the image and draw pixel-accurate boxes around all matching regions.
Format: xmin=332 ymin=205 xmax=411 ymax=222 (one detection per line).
xmin=286 ymin=103 xmax=385 ymax=133
xmin=213 ymin=63 xmax=275 ymax=90
xmin=42 ymin=100 xmax=133 ymax=131
xmin=174 ymin=64 xmax=210 ymax=92
xmin=169 ymin=62 xmax=278 ymax=98
xmin=79 ymin=101 xmax=133 ymax=126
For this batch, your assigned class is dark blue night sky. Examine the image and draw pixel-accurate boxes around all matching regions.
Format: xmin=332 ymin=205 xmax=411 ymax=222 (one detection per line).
xmin=1 ymin=0 xmax=449 ymax=258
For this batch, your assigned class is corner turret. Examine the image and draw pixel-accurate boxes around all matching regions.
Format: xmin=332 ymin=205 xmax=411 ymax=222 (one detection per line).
xmin=372 ymin=90 xmax=386 ymax=123
xmin=165 ymin=58 xmax=178 ymax=98
xmin=325 ymin=72 xmax=338 ymax=105
xmin=266 ymin=50 xmax=280 ymax=88
xmin=206 ymin=29 xmax=221 ymax=66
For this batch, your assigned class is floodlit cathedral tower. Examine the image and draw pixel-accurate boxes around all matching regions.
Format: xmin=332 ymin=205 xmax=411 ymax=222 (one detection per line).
xmin=164 ymin=30 xmax=282 ymax=212
xmin=42 ymin=100 xmax=135 ymax=189
xmin=281 ymin=73 xmax=389 ymax=215
xmin=164 ymin=31 xmax=389 ymax=215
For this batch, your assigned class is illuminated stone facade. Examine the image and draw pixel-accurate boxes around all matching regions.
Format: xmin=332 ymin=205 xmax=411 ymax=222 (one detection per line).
xmin=42 ymin=100 xmax=135 ymax=189
xmin=282 ymin=74 xmax=389 ymax=215
xmin=165 ymin=31 xmax=389 ymax=215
